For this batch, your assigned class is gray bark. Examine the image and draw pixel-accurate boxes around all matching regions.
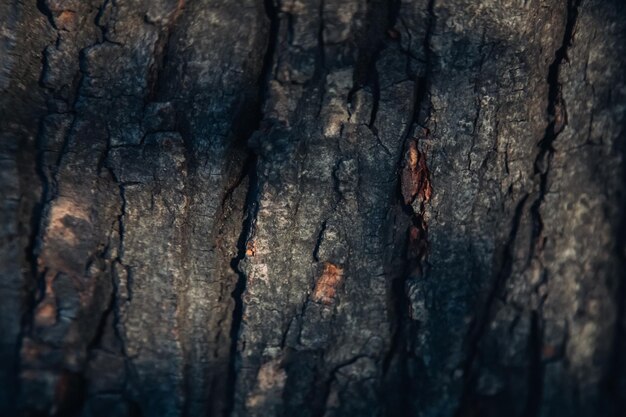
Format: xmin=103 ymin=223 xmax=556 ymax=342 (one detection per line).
xmin=1 ymin=0 xmax=625 ymax=416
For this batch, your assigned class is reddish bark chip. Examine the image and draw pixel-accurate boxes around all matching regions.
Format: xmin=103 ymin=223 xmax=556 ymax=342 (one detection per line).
xmin=246 ymin=240 xmax=256 ymax=257
xmin=401 ymin=139 xmax=432 ymax=206
xmin=55 ymin=11 xmax=77 ymax=31
xmin=34 ymin=273 xmax=57 ymax=327
xmin=313 ymin=262 xmax=343 ymax=305
xmin=35 ymin=303 xmax=57 ymax=327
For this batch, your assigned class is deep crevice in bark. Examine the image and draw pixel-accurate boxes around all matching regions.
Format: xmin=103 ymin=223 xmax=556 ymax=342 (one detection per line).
xmin=524 ymin=3 xmax=579 ymax=413
xmin=35 ymin=0 xmax=55 ymax=29
xmin=145 ymin=1 xmax=186 ymax=103
xmin=456 ymin=193 xmax=529 ymax=417
xmin=606 ymin=72 xmax=626 ymax=417
xmin=383 ymin=1 xmax=436 ymax=415
xmin=312 ymin=220 xmax=328 ymax=263
xmin=523 ymin=311 xmax=544 ymax=417
xmin=456 ymin=2 xmax=581 ymax=414
xmin=225 ymin=118 xmax=260 ymax=417
xmin=529 ymin=0 xmax=580 ymax=258
xmin=414 ymin=0 xmax=436 ymax=128
xmin=347 ymin=0 xmax=391 ymax=125
xmin=224 ymin=0 xmax=279 ymax=415
xmin=14 ymin=135 xmax=46 ymax=416
xmin=313 ymin=0 xmax=326 ymax=83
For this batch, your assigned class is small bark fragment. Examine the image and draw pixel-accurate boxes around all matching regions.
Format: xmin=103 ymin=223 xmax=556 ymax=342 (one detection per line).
xmin=401 ymin=137 xmax=432 ymax=206
xmin=246 ymin=240 xmax=257 ymax=257
xmin=313 ymin=262 xmax=344 ymax=305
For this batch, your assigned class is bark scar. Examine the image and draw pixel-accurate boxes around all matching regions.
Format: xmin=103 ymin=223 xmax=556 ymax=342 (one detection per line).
xmin=246 ymin=240 xmax=256 ymax=257
xmin=401 ymin=130 xmax=433 ymax=276
xmin=401 ymin=137 xmax=432 ymax=206
xmin=313 ymin=262 xmax=343 ymax=305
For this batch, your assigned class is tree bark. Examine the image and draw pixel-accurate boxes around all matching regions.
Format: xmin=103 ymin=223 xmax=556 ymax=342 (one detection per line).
xmin=1 ymin=0 xmax=625 ymax=416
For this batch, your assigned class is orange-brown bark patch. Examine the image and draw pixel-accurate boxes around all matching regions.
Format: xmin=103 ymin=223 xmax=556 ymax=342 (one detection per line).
xmin=55 ymin=11 xmax=77 ymax=31
xmin=34 ymin=273 xmax=57 ymax=327
xmin=401 ymin=139 xmax=432 ymax=205
xmin=246 ymin=240 xmax=256 ymax=257
xmin=313 ymin=262 xmax=343 ymax=305
xmin=35 ymin=303 xmax=57 ymax=327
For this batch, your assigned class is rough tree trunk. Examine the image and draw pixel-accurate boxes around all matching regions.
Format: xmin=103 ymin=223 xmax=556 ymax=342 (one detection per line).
xmin=1 ymin=0 xmax=625 ymax=416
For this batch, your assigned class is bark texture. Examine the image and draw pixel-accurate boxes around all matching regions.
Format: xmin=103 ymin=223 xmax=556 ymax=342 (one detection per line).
xmin=1 ymin=0 xmax=625 ymax=416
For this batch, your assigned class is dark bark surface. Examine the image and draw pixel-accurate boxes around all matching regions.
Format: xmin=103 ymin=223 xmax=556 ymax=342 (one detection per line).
xmin=1 ymin=0 xmax=625 ymax=416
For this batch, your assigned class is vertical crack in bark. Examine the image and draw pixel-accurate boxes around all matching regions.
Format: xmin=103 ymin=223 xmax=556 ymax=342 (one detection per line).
xmin=523 ymin=311 xmax=544 ymax=417
xmin=24 ymin=121 xmax=50 ymax=316
xmin=17 ymin=4 xmax=102 ymax=410
xmin=25 ymin=5 xmax=132 ymax=411
xmin=314 ymin=0 xmax=326 ymax=81
xmin=28 ymin=0 xmax=71 ymax=290
xmin=94 ymin=0 xmax=111 ymax=41
xmin=16 ymin=4 xmax=57 ymax=413
xmin=607 ymin=135 xmax=626 ymax=417
xmin=414 ymin=0 xmax=436 ymax=126
xmin=455 ymin=2 xmax=580 ymax=415
xmin=145 ymin=0 xmax=186 ymax=103
xmin=606 ymin=32 xmax=626 ymax=417
xmin=523 ymin=2 xmax=579 ymax=415
xmin=225 ymin=132 xmax=260 ymax=417
xmin=455 ymin=193 xmax=529 ymax=416
xmin=109 ymin=160 xmax=131 ymax=305
xmin=383 ymin=1 xmax=436 ymax=415
xmin=312 ymin=220 xmax=328 ymax=263
xmin=35 ymin=0 xmax=55 ymax=29
xmin=347 ymin=0 xmax=391 ymax=127
xmin=529 ymin=0 xmax=580 ymax=260
xmin=13 ymin=126 xmax=48 ymax=417
xmin=313 ymin=0 xmax=327 ymax=117
xmin=224 ymin=1 xmax=278 ymax=415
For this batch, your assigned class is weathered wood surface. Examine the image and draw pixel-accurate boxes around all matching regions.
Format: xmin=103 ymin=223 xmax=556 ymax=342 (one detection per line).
xmin=1 ymin=0 xmax=625 ymax=416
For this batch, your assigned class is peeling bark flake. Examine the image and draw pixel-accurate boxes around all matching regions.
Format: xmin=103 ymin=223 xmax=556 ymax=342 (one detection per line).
xmin=313 ymin=262 xmax=344 ymax=305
